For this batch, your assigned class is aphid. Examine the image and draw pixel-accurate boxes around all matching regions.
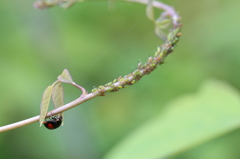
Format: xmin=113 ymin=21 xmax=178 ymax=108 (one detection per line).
xmin=44 ymin=115 xmax=63 ymax=130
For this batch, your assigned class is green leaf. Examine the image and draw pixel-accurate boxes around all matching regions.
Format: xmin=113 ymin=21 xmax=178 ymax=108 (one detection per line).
xmin=154 ymin=26 xmax=167 ymax=41
xmin=39 ymin=85 xmax=53 ymax=126
xmin=146 ymin=0 xmax=154 ymax=21
xmin=58 ymin=69 xmax=74 ymax=84
xmin=154 ymin=18 xmax=172 ymax=41
xmin=108 ymin=0 xmax=115 ymax=11
xmin=52 ymin=82 xmax=64 ymax=125
xmin=155 ymin=18 xmax=172 ymax=29
xmin=104 ymin=80 xmax=240 ymax=159
xmin=52 ymin=82 xmax=64 ymax=109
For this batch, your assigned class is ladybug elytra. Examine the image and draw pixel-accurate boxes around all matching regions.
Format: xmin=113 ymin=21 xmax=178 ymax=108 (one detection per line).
xmin=43 ymin=115 xmax=62 ymax=130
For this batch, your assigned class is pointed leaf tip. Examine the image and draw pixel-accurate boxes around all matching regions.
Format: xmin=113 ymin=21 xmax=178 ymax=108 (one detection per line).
xmin=58 ymin=69 xmax=74 ymax=84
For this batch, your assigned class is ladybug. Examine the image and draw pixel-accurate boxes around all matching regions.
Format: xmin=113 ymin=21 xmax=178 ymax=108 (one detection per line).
xmin=43 ymin=115 xmax=63 ymax=130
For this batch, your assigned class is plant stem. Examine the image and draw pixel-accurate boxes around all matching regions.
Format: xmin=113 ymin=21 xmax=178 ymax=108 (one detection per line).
xmin=0 ymin=0 xmax=181 ymax=133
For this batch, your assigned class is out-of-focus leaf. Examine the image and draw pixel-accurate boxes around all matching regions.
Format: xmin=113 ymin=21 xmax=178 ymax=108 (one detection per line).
xmin=155 ymin=18 xmax=172 ymax=29
xmin=155 ymin=26 xmax=167 ymax=41
xmin=39 ymin=85 xmax=53 ymax=126
xmin=146 ymin=0 xmax=154 ymax=21
xmin=154 ymin=17 xmax=172 ymax=41
xmin=104 ymin=80 xmax=240 ymax=159
xmin=108 ymin=0 xmax=115 ymax=11
xmin=59 ymin=1 xmax=75 ymax=9
xmin=58 ymin=69 xmax=74 ymax=84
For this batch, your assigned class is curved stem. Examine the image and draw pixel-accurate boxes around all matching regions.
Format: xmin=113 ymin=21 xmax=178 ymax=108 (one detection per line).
xmin=122 ymin=0 xmax=180 ymax=25
xmin=71 ymin=82 xmax=88 ymax=97
xmin=0 ymin=0 xmax=182 ymax=133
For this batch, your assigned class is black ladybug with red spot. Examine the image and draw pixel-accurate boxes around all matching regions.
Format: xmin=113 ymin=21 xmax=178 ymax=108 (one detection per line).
xmin=44 ymin=115 xmax=63 ymax=130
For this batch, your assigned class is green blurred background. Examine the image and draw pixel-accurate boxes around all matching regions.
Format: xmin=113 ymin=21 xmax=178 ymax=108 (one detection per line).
xmin=1 ymin=0 xmax=240 ymax=159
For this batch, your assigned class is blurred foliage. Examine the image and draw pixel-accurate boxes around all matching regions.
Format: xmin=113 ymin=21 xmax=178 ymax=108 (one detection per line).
xmin=0 ymin=0 xmax=240 ymax=159
xmin=104 ymin=80 xmax=240 ymax=159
